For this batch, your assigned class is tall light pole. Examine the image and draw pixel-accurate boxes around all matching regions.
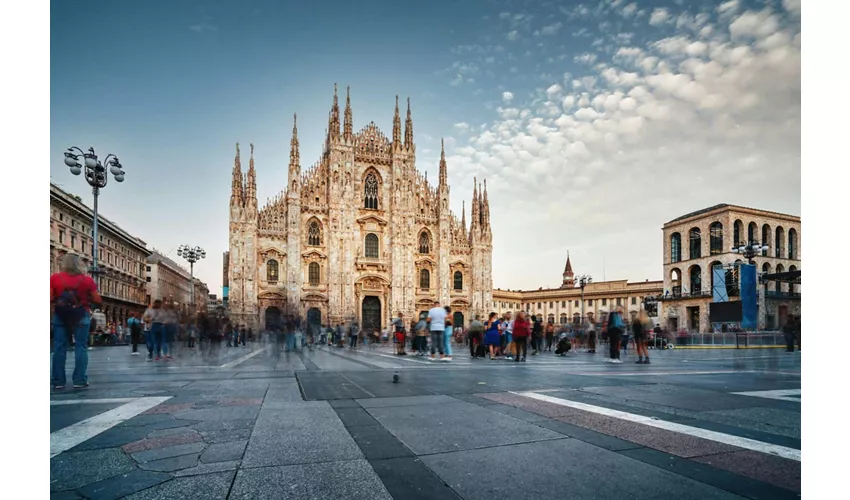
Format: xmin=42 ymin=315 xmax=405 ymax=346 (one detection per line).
xmin=577 ymin=275 xmax=592 ymax=326
xmin=63 ymin=147 xmax=125 ymax=276
xmin=731 ymin=240 xmax=769 ymax=266
xmin=177 ymin=245 xmax=206 ymax=320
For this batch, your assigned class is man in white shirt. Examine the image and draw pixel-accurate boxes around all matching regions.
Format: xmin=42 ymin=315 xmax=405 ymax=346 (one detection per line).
xmin=503 ymin=311 xmax=515 ymax=360
xmin=427 ymin=301 xmax=449 ymax=362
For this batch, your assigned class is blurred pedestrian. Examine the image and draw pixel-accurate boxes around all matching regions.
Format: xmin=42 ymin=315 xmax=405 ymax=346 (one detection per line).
xmin=633 ymin=310 xmax=650 ymax=364
xmin=443 ymin=306 xmax=453 ymax=361
xmin=468 ymin=315 xmax=484 ymax=358
xmin=484 ymin=312 xmax=502 ymax=360
xmin=606 ymin=308 xmax=625 ymax=363
xmin=512 ymin=311 xmax=531 ymax=363
xmin=393 ymin=312 xmax=407 ymax=355
xmin=127 ymin=312 xmax=142 ymax=355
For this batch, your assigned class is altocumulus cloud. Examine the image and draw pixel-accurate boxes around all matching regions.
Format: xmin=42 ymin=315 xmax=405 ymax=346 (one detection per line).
xmin=445 ymin=1 xmax=801 ymax=290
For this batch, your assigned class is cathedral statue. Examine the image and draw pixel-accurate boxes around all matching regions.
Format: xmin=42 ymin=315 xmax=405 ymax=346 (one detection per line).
xmin=227 ymin=85 xmax=494 ymax=334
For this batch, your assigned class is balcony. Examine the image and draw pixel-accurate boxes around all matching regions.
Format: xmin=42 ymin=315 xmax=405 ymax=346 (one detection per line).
xmin=355 ymin=255 xmax=388 ymax=272
xmin=659 ymin=286 xmax=713 ymax=301
xmin=765 ymin=290 xmax=801 ymax=299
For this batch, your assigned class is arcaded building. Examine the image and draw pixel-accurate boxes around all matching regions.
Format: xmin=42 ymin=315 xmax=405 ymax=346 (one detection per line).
xmin=660 ymin=204 xmax=801 ymax=333
xmin=227 ymin=85 xmax=494 ymax=332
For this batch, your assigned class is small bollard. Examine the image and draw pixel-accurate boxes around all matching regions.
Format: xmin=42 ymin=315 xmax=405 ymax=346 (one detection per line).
xmin=393 ymin=371 xmax=400 ymax=383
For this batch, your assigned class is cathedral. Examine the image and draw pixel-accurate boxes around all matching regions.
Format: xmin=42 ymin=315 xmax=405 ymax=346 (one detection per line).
xmin=227 ymin=85 xmax=494 ymax=333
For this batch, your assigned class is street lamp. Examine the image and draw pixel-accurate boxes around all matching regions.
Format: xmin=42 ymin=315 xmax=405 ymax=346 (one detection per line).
xmin=177 ymin=245 xmax=206 ymax=319
xmin=731 ymin=240 xmax=768 ymax=265
xmin=577 ymin=275 xmax=592 ymax=326
xmin=63 ymin=146 xmax=125 ymax=276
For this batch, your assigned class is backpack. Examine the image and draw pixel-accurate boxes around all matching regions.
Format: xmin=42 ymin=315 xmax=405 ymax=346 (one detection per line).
xmin=55 ymin=275 xmax=85 ymax=330
xmin=610 ymin=313 xmax=624 ymax=330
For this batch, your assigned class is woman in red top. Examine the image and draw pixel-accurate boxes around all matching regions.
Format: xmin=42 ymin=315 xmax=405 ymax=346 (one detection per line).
xmin=50 ymin=254 xmax=102 ymax=389
xmin=512 ymin=311 xmax=531 ymax=363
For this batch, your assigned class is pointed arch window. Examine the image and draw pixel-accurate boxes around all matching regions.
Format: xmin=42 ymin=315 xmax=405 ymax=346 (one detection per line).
xmin=670 ymin=232 xmax=682 ymax=263
xmin=308 ymin=220 xmax=321 ymax=246
xmin=419 ymin=269 xmax=431 ymax=289
xmin=267 ymin=259 xmax=279 ymax=283
xmin=689 ymin=228 xmax=701 ymax=259
xmin=365 ymin=233 xmax=379 ymax=258
xmin=453 ymin=271 xmax=463 ymax=290
xmin=418 ymin=231 xmax=430 ymax=254
xmin=364 ymin=173 xmax=379 ymax=209
xmin=709 ymin=222 xmax=723 ymax=255
xmin=308 ymin=262 xmax=320 ymax=286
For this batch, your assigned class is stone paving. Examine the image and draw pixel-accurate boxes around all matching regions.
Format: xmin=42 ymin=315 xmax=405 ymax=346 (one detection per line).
xmin=50 ymin=341 xmax=801 ymax=499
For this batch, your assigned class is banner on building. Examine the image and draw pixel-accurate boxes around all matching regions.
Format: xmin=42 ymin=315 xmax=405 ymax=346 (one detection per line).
xmin=740 ymin=264 xmax=757 ymax=330
xmin=712 ymin=266 xmax=728 ymax=302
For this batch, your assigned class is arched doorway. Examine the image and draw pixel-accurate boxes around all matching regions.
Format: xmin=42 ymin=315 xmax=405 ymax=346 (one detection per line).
xmin=453 ymin=311 xmax=464 ymax=329
xmin=307 ymin=308 xmax=322 ymax=334
xmin=265 ymin=307 xmax=282 ymax=330
xmin=361 ymin=296 xmax=382 ymax=334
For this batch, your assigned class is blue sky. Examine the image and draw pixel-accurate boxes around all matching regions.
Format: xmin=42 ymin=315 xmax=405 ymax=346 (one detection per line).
xmin=50 ymin=0 xmax=801 ymax=293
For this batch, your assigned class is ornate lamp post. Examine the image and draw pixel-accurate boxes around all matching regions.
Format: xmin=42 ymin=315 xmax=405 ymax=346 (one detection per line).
xmin=731 ymin=241 xmax=769 ymax=266
xmin=177 ymin=245 xmax=206 ymax=319
xmin=577 ymin=275 xmax=592 ymax=325
xmin=63 ymin=147 xmax=125 ymax=276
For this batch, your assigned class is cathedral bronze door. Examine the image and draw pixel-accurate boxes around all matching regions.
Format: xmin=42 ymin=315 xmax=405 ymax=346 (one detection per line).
xmin=307 ymin=308 xmax=322 ymax=334
xmin=453 ymin=312 xmax=464 ymax=329
xmin=265 ymin=307 xmax=282 ymax=330
xmin=361 ymin=296 xmax=381 ymax=334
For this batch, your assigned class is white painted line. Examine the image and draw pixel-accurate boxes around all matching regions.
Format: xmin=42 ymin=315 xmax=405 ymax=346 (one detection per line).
xmin=511 ymin=391 xmax=801 ymax=462
xmin=50 ymin=396 xmax=171 ymax=458
xmin=50 ymin=398 xmax=137 ymax=406
xmin=732 ymin=389 xmax=801 ymax=402
xmin=219 ymin=346 xmax=271 ymax=369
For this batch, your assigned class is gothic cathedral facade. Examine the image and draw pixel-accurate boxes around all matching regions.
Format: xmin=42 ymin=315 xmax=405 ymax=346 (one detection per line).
xmin=227 ymin=85 xmax=494 ymax=333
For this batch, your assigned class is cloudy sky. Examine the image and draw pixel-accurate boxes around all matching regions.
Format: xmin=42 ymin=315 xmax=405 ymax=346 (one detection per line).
xmin=50 ymin=0 xmax=800 ymax=294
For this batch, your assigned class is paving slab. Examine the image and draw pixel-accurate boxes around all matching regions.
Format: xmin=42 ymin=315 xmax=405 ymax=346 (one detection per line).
xmin=122 ymin=471 xmax=236 ymax=500
xmin=50 ymin=403 xmax=126 ymax=433
xmin=50 ymin=491 xmax=83 ymax=500
xmin=365 ymin=400 xmax=563 ymax=455
xmin=242 ymin=405 xmax=363 ymax=467
xmin=356 ymin=394 xmax=459 ymax=408
xmin=131 ymin=442 xmax=207 ymax=463
xmin=296 ymin=372 xmax=374 ymax=400
xmin=329 ymin=399 xmax=362 ymax=409
xmin=229 ymin=459 xmax=392 ymax=499
xmin=172 ymin=405 xmax=260 ymax=421
xmin=198 ymin=428 xmax=252 ymax=444
xmin=370 ymin=456 xmax=463 ymax=500
xmin=347 ymin=425 xmax=414 ymax=460
xmin=174 ymin=460 xmax=241 ymax=477
xmin=200 ymin=440 xmax=248 ymax=463
xmin=335 ymin=407 xmax=380 ymax=427
xmin=50 ymin=448 xmax=136 ymax=492
xmin=578 ymin=384 xmax=765 ymax=412
xmin=692 ymin=450 xmax=801 ymax=493
xmin=67 ymin=424 xmax=152 ymax=452
xmin=190 ymin=419 xmax=255 ymax=432
xmin=421 ymin=438 xmax=744 ymax=500
xmin=532 ymin=419 xmax=645 ymax=451
xmin=138 ymin=453 xmax=200 ymax=472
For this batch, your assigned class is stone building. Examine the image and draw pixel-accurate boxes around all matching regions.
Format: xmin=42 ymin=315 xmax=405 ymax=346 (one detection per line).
xmin=193 ymin=278 xmax=210 ymax=316
xmin=659 ymin=204 xmax=801 ymax=333
xmin=492 ymin=254 xmax=662 ymax=325
xmin=50 ymin=183 xmax=150 ymax=324
xmin=227 ymin=85 xmax=494 ymax=332
xmin=145 ymin=250 xmax=195 ymax=317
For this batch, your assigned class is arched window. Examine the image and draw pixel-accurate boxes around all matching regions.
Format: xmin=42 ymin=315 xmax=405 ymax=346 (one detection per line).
xmin=709 ymin=261 xmax=723 ymax=291
xmin=761 ymin=224 xmax=771 ymax=256
xmin=748 ymin=222 xmax=757 ymax=242
xmin=788 ymin=228 xmax=797 ymax=259
xmin=733 ymin=220 xmax=743 ymax=246
xmin=775 ymin=226 xmax=785 ymax=259
xmin=560 ymin=313 xmax=568 ymax=324
xmin=762 ymin=262 xmax=772 ymax=292
xmin=365 ymin=233 xmax=379 ymax=258
xmin=689 ymin=228 xmax=701 ymax=259
xmin=364 ymin=173 xmax=379 ymax=209
xmin=789 ymin=265 xmax=798 ymax=293
xmin=670 ymin=268 xmax=682 ymax=297
xmin=689 ymin=265 xmax=702 ymax=294
xmin=267 ymin=259 xmax=279 ymax=282
xmin=308 ymin=220 xmax=321 ymax=246
xmin=573 ymin=313 xmax=580 ymax=324
xmin=670 ymin=232 xmax=682 ymax=263
xmin=709 ymin=222 xmax=723 ymax=255
xmin=547 ymin=313 xmax=555 ymax=324
xmin=775 ymin=264 xmax=785 ymax=293
xmin=453 ymin=271 xmax=463 ymax=290
xmin=419 ymin=269 xmax=430 ymax=289
xmin=308 ymin=262 xmax=320 ymax=286
xmin=418 ymin=231 xmax=430 ymax=254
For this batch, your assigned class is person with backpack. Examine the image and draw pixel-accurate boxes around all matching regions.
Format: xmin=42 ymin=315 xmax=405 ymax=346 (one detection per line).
xmin=530 ymin=315 xmax=544 ymax=355
xmin=127 ymin=312 xmax=142 ymax=355
xmin=392 ymin=312 xmax=407 ymax=355
xmin=512 ymin=311 xmax=531 ymax=362
xmin=50 ymin=254 xmax=102 ymax=389
xmin=468 ymin=315 xmax=485 ymax=358
xmin=607 ymin=308 xmax=625 ymax=363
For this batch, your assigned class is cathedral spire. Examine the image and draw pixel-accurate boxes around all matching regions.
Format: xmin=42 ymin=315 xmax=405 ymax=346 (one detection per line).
xmin=328 ymin=83 xmax=340 ymax=143
xmin=392 ymin=95 xmax=402 ymax=145
xmin=439 ymin=138 xmax=447 ymax=186
xmin=343 ymin=85 xmax=353 ymax=142
xmin=404 ymin=97 xmax=413 ymax=149
xmin=230 ymin=142 xmax=244 ymax=207
xmin=562 ymin=251 xmax=575 ymax=288
xmin=482 ymin=179 xmax=490 ymax=225
xmin=461 ymin=200 xmax=467 ymax=235
xmin=471 ymin=177 xmax=480 ymax=232
xmin=288 ymin=114 xmax=301 ymax=196
xmin=246 ymin=143 xmax=257 ymax=212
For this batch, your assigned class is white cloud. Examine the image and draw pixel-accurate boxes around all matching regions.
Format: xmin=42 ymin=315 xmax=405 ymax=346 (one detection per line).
xmin=454 ymin=122 xmax=470 ymax=131
xmin=717 ymin=0 xmax=740 ymax=14
xmin=540 ymin=22 xmax=563 ymax=36
xmin=649 ymin=8 xmax=670 ymax=25
xmin=507 ymin=30 xmax=520 ymax=41
xmin=621 ymin=2 xmax=638 ymax=17
xmin=783 ymin=0 xmax=801 ymax=15
xmin=446 ymin=4 xmax=800 ymax=290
